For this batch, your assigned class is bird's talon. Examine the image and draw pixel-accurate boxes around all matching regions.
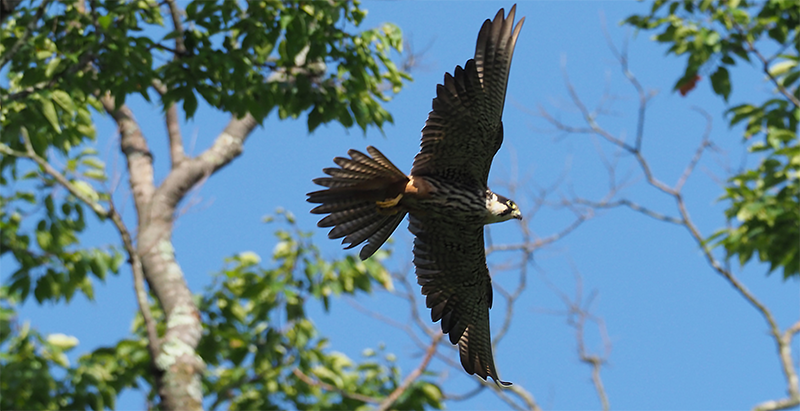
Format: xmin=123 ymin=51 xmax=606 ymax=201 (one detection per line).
xmin=376 ymin=193 xmax=403 ymax=209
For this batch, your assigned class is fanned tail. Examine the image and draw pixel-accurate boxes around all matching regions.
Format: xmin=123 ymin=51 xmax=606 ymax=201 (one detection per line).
xmin=307 ymin=146 xmax=409 ymax=260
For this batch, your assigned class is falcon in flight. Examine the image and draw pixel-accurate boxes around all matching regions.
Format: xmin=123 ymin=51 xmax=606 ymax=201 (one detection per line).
xmin=308 ymin=6 xmax=524 ymax=385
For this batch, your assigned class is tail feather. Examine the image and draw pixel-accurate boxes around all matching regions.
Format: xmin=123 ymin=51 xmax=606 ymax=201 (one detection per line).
xmin=317 ymin=203 xmax=376 ymax=228
xmin=307 ymin=146 xmax=409 ymax=260
xmin=309 ymin=200 xmax=355 ymax=214
xmin=322 ymin=167 xmax=372 ymax=183
xmin=333 ymin=153 xmax=386 ymax=174
xmin=329 ymin=211 xmax=384 ymax=239
xmin=367 ymin=146 xmax=406 ymax=175
xmin=346 ymin=150 xmax=386 ymax=171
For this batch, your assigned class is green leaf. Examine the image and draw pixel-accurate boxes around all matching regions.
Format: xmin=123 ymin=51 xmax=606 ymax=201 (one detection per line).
xmin=45 ymin=57 xmax=62 ymax=78
xmin=46 ymin=333 xmax=79 ymax=350
xmin=39 ymin=99 xmax=62 ymax=133
xmin=183 ymin=92 xmax=198 ymax=119
xmin=51 ymin=90 xmax=75 ymax=112
xmin=768 ymin=60 xmax=797 ymax=77
xmin=98 ymin=15 xmax=113 ymax=29
xmin=710 ymin=66 xmax=731 ymax=101
xmin=71 ymin=180 xmax=100 ymax=203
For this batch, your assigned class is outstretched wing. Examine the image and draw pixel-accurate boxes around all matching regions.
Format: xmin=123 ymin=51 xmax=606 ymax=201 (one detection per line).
xmin=409 ymin=215 xmax=509 ymax=385
xmin=410 ymin=6 xmax=524 ymax=186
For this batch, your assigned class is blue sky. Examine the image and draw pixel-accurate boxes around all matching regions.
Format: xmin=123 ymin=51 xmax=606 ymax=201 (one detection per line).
xmin=6 ymin=1 xmax=799 ymax=410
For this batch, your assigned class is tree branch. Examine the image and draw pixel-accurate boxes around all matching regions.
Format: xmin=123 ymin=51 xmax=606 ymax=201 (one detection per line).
xmin=165 ymin=0 xmax=186 ymax=56
xmin=539 ymin=267 xmax=611 ymax=411
xmin=152 ymin=79 xmax=185 ymax=168
xmin=100 ymin=94 xmax=155 ymax=222
xmin=737 ymin=25 xmax=800 ymax=108
xmin=676 ymin=195 xmax=799 ymax=411
xmin=154 ymin=113 xmax=257 ymax=215
xmin=572 ymin=198 xmax=683 ymax=225
xmin=375 ymin=333 xmax=443 ymax=411
xmin=0 ymin=127 xmax=161 ymax=375
xmin=548 ymin=33 xmax=800 ymax=411
xmin=107 ymin=201 xmax=160 ymax=361
xmin=674 ymin=108 xmax=713 ymax=192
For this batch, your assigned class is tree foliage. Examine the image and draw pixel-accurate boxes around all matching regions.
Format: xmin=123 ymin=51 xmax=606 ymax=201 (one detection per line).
xmin=1 ymin=0 xmax=422 ymax=409
xmin=625 ymin=0 xmax=800 ymax=278
xmin=1 ymin=0 xmax=408 ymax=305
xmin=3 ymin=1 xmax=796 ymax=409
xmin=1 ymin=215 xmax=443 ymax=410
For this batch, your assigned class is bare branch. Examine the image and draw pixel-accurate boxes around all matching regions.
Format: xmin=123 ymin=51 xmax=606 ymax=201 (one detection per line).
xmin=393 ymin=267 xmax=439 ymax=338
xmin=100 ymin=94 xmax=156 ymax=221
xmin=154 ymin=113 xmax=257 ymax=216
xmin=486 ymin=213 xmax=589 ymax=254
xmin=573 ymin=198 xmax=683 ymax=225
xmin=375 ymin=333 xmax=443 ymax=411
xmin=346 ymin=298 xmax=431 ymax=351
xmin=152 ymin=79 xmax=186 ymax=168
xmin=538 ymin=267 xmax=611 ymax=411
xmin=165 ymin=0 xmax=186 ymax=56
xmin=753 ymin=396 xmax=800 ymax=411
xmin=548 ymin=31 xmax=800 ymax=411
xmin=676 ymin=195 xmax=800 ymax=411
xmin=674 ymin=108 xmax=713 ymax=192
xmin=478 ymin=381 xmax=541 ymax=411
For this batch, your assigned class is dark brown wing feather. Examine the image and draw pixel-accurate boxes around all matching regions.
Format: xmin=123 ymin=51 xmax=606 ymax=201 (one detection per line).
xmin=410 ymin=6 xmax=524 ymax=185
xmin=409 ymin=215 xmax=510 ymax=385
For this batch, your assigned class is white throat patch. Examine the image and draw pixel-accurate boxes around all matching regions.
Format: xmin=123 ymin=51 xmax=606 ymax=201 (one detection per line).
xmin=485 ymin=193 xmax=511 ymax=224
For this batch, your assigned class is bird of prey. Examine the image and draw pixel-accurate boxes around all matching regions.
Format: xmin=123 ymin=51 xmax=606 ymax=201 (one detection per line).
xmin=307 ymin=6 xmax=524 ymax=386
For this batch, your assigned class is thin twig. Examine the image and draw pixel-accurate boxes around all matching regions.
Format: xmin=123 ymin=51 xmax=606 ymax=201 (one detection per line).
xmin=737 ymin=25 xmax=800 ymax=108
xmin=674 ymin=108 xmax=713 ymax=192
xmin=573 ymin=198 xmax=683 ymax=225
xmin=485 ymin=213 xmax=589 ymax=254
xmin=538 ymin=267 xmax=611 ymax=411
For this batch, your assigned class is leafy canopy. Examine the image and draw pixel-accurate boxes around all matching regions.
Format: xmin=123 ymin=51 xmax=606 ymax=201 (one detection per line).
xmin=626 ymin=0 xmax=800 ymax=278
xmin=0 ymin=0 xmax=428 ymax=409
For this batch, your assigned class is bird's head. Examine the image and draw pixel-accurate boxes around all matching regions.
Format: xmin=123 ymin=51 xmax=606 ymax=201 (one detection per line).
xmin=485 ymin=192 xmax=523 ymax=224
